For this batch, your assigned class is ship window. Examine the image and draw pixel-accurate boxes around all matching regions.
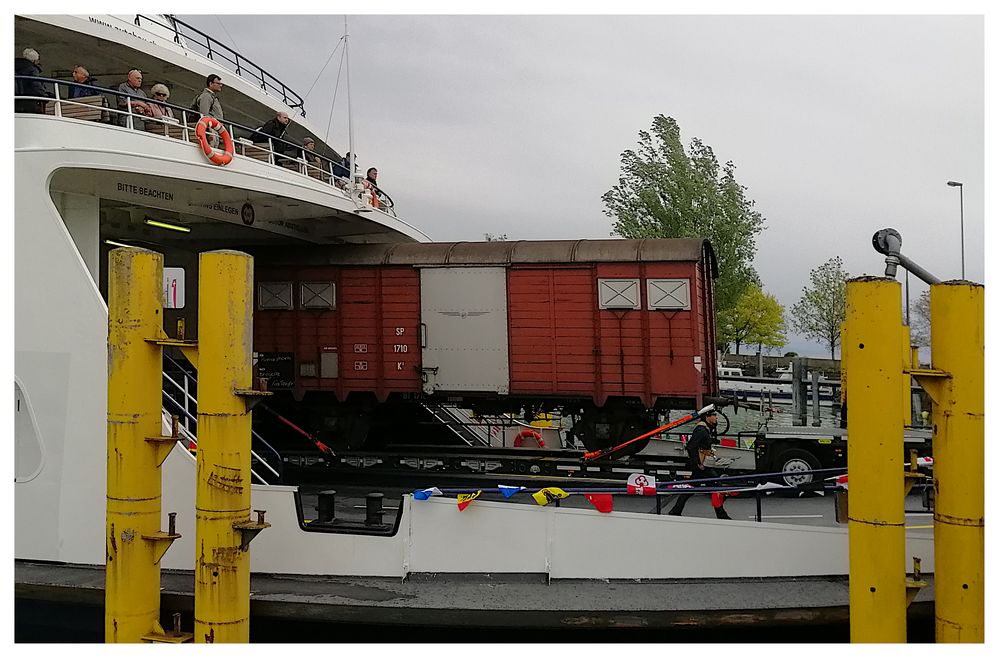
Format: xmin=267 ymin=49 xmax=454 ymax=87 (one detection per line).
xmin=598 ymin=278 xmax=641 ymax=310
xmin=300 ymin=282 xmax=335 ymax=309
xmin=647 ymin=278 xmax=691 ymax=310
xmin=15 ymin=381 xmax=44 ymax=482
xmin=258 ymin=282 xmax=293 ymax=310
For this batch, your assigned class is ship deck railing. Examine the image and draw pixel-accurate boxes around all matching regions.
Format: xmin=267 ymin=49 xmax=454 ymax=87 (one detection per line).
xmin=133 ymin=13 xmax=306 ymax=116
xmin=15 ymin=76 xmax=397 ymax=218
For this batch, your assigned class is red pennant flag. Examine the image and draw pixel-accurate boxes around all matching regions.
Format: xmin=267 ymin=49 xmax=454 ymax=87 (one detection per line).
xmin=584 ymin=493 xmax=613 ymax=513
xmin=457 ymin=490 xmax=482 ymax=511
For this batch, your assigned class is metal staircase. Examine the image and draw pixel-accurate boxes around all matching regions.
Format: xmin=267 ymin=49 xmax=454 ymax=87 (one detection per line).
xmin=161 ymin=354 xmax=283 ymax=485
xmin=419 ymin=403 xmax=493 ymax=447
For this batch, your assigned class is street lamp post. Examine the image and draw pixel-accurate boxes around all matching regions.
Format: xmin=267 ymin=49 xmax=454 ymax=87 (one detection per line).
xmin=947 ymin=180 xmax=965 ymax=279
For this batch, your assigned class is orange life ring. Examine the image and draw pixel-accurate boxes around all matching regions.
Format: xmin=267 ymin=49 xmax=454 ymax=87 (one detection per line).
xmin=194 ymin=116 xmax=234 ymax=166
xmin=513 ymin=429 xmax=545 ymax=449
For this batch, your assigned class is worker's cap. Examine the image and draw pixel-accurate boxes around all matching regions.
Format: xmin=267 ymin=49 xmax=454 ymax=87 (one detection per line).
xmin=697 ymin=404 xmax=717 ymax=418
xmin=303 ymin=137 xmax=315 ymax=145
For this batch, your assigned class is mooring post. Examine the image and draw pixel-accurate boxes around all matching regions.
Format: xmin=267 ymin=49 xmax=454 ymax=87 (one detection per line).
xmin=791 ymin=357 xmax=805 ymax=426
xmin=916 ymin=282 xmax=984 ymax=642
xmin=844 ymin=276 xmax=907 ymax=642
xmin=810 ymin=370 xmax=820 ymax=426
xmin=194 ymin=250 xmax=257 ymax=643
xmin=106 ymin=248 xmax=180 ymax=642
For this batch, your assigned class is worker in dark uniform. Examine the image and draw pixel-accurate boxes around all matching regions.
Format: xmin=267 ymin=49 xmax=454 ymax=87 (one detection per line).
xmin=667 ymin=404 xmax=732 ymax=519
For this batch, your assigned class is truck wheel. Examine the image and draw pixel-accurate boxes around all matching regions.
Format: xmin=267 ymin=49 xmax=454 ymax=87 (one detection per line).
xmin=774 ymin=448 xmax=820 ymax=487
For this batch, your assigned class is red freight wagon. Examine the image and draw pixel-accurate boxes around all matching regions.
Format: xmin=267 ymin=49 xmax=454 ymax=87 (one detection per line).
xmin=253 ymin=239 xmax=718 ymax=451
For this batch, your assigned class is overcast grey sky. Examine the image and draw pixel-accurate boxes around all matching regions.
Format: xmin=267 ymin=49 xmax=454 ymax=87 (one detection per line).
xmin=180 ymin=14 xmax=984 ymax=357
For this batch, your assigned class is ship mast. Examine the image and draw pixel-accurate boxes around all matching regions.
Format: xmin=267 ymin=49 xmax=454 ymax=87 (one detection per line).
xmin=344 ymin=15 xmax=356 ymax=196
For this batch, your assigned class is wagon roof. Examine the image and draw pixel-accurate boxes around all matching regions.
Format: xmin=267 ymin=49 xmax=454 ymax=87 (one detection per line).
xmin=297 ymin=239 xmax=717 ymax=277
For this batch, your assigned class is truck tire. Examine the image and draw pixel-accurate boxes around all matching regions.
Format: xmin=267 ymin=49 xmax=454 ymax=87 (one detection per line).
xmin=773 ymin=447 xmax=821 ymax=488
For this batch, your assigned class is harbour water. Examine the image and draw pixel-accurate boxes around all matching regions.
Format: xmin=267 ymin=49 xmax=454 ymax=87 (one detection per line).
xmin=723 ymin=401 xmax=843 ymax=435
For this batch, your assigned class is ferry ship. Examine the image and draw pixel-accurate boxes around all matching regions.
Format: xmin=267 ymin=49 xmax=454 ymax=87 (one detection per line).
xmin=15 ymin=14 xmax=935 ymax=637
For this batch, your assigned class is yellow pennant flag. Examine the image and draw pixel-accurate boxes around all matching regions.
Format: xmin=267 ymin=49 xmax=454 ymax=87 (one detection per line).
xmin=532 ymin=487 xmax=569 ymax=506
xmin=457 ymin=490 xmax=482 ymax=511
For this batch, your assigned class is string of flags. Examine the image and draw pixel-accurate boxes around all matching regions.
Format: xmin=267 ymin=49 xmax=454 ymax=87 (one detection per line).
xmin=409 ymin=478 xmax=794 ymax=513
xmin=406 ymin=461 xmax=924 ymax=513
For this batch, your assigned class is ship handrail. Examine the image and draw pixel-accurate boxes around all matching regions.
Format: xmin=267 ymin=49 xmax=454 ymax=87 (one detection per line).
xmin=133 ymin=13 xmax=306 ymax=116
xmin=163 ymin=354 xmax=284 ymax=483
xmin=16 ymin=75 xmax=398 ymax=218
xmin=163 ymin=410 xmax=273 ymax=486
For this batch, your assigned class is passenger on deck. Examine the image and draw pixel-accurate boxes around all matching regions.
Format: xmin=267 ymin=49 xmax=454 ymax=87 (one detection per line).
xmin=302 ymin=137 xmax=322 ymax=166
xmin=146 ymin=83 xmax=175 ymax=120
xmin=192 ymin=74 xmax=224 ymax=120
xmin=115 ymin=69 xmax=150 ymax=129
xmin=331 ymin=152 xmax=351 ymax=182
xmin=14 ymin=48 xmax=48 ymax=113
xmin=252 ymin=111 xmax=293 ymax=154
xmin=666 ymin=405 xmax=732 ymax=520
xmin=362 ymin=167 xmax=381 ymax=208
xmin=191 ymin=74 xmax=224 ymax=146
xmin=67 ymin=65 xmax=99 ymax=98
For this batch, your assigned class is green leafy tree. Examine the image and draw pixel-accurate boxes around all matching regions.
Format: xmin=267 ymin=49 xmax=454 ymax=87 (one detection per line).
xmin=791 ymin=257 xmax=848 ymax=359
xmin=718 ymin=284 xmax=787 ymax=355
xmin=909 ymin=290 xmax=931 ymax=348
xmin=602 ymin=114 xmax=765 ymax=320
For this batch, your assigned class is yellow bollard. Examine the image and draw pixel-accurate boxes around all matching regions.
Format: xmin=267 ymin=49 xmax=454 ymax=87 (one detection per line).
xmin=845 ymin=277 xmax=907 ymax=643
xmin=924 ymin=282 xmax=984 ymax=642
xmin=194 ymin=251 xmax=256 ymax=643
xmin=106 ymin=248 xmax=177 ymax=642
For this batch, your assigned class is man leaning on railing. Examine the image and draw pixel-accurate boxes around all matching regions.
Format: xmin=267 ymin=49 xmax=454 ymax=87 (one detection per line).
xmin=67 ymin=65 xmax=99 ymax=99
xmin=115 ymin=69 xmax=150 ymax=130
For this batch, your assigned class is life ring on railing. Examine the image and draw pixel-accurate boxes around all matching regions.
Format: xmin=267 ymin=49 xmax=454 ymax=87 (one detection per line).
xmin=194 ymin=116 xmax=234 ymax=166
xmin=513 ymin=429 xmax=545 ymax=449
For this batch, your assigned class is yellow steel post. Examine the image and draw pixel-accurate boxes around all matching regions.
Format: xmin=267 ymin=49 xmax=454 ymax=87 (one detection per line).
xmin=927 ymin=282 xmax=984 ymax=642
xmin=106 ymin=248 xmax=172 ymax=642
xmin=194 ymin=251 xmax=255 ymax=643
xmin=901 ymin=324 xmax=912 ymax=426
xmin=845 ymin=277 xmax=906 ymax=643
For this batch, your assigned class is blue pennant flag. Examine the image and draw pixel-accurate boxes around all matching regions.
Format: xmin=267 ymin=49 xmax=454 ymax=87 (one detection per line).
xmin=412 ymin=487 xmax=443 ymax=501
xmin=498 ymin=485 xmax=525 ymax=498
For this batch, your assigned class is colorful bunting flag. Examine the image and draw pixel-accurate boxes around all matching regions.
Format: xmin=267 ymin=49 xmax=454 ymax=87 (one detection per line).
xmin=627 ymin=473 xmax=657 ymax=496
xmin=457 ymin=490 xmax=482 ymax=511
xmin=498 ymin=485 xmax=525 ymax=498
xmin=412 ymin=487 xmax=443 ymax=501
xmin=532 ymin=487 xmax=569 ymax=506
xmin=584 ymin=493 xmax=613 ymax=513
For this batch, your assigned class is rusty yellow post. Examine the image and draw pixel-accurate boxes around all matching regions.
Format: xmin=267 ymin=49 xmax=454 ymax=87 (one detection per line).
xmin=900 ymin=324 xmax=912 ymax=426
xmin=106 ymin=248 xmax=179 ymax=642
xmin=194 ymin=251 xmax=255 ymax=643
xmin=844 ymin=277 xmax=906 ymax=642
xmin=925 ymin=282 xmax=984 ymax=642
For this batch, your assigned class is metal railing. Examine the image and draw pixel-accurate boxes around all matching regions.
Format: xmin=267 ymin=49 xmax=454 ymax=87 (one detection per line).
xmin=163 ymin=354 xmax=283 ymax=485
xmin=15 ymin=76 xmax=398 ymax=218
xmin=133 ymin=14 xmax=306 ymax=116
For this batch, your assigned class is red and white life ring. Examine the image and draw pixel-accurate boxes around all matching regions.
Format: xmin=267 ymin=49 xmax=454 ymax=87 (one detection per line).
xmin=194 ymin=116 xmax=234 ymax=166
xmin=513 ymin=429 xmax=545 ymax=449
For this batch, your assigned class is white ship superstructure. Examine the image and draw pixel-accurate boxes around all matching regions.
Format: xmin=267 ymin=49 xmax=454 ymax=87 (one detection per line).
xmin=15 ymin=13 xmax=426 ymax=565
